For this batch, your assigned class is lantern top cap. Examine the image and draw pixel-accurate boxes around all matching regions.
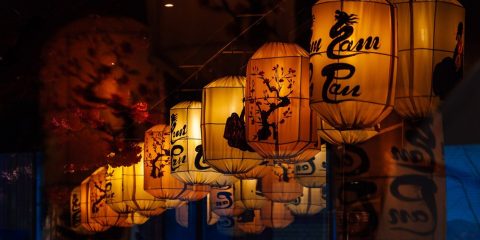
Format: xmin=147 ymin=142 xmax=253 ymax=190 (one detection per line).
xmin=171 ymin=101 xmax=202 ymax=110
xmin=146 ymin=124 xmax=170 ymax=133
xmin=251 ymin=42 xmax=308 ymax=59
xmin=204 ymin=76 xmax=246 ymax=89
xmin=391 ymin=0 xmax=462 ymax=6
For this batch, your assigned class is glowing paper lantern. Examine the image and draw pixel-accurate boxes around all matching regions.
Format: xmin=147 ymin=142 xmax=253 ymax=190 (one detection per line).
xmin=234 ymin=160 xmax=270 ymax=179
xmin=178 ymin=184 xmax=211 ymax=202
xmin=317 ymin=119 xmax=378 ymax=145
xmin=89 ymin=167 xmax=126 ymax=227
xmin=164 ymin=199 xmax=187 ymax=209
xmin=286 ymin=186 xmax=327 ymax=216
xmin=237 ymin=210 xmax=265 ymax=235
xmin=144 ymin=124 xmax=186 ymax=199
xmin=202 ymin=76 xmax=264 ymax=174
xmin=261 ymin=163 xmax=302 ymax=203
xmin=170 ymin=101 xmax=221 ymax=194
xmin=79 ymin=176 xmax=110 ymax=232
xmin=210 ymin=174 xmax=239 ymax=188
xmin=105 ymin=143 xmax=165 ymax=213
xmin=234 ymin=179 xmax=267 ymax=210
xmin=70 ymin=186 xmax=94 ymax=234
xmin=207 ymin=193 xmax=221 ymax=225
xmin=287 ymin=113 xmax=321 ymax=164
xmin=245 ymin=42 xmax=314 ymax=159
xmin=175 ymin=204 xmax=189 ymax=228
xmin=116 ymin=212 xmax=150 ymax=227
xmin=310 ymin=0 xmax=397 ymax=143
xmin=210 ymin=186 xmax=245 ymax=217
xmin=294 ymin=145 xmax=327 ymax=188
xmin=260 ymin=201 xmax=294 ymax=229
xmin=393 ymin=0 xmax=465 ymax=118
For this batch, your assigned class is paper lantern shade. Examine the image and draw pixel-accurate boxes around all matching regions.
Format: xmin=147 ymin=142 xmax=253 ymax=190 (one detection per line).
xmin=105 ymin=165 xmax=133 ymax=213
xmin=144 ymin=124 xmax=186 ymax=199
xmin=164 ymin=199 xmax=187 ymax=209
xmin=234 ymin=160 xmax=270 ymax=179
xmin=170 ymin=101 xmax=222 ymax=186
xmin=137 ymin=206 xmax=167 ymax=217
xmin=237 ymin=209 xmax=265 ymax=235
xmin=234 ymin=179 xmax=268 ymax=210
xmin=310 ymin=0 xmax=397 ymax=136
xmin=207 ymin=193 xmax=221 ymax=225
xmin=210 ymin=186 xmax=245 ymax=217
xmin=245 ymin=42 xmax=313 ymax=159
xmin=178 ymin=184 xmax=211 ymax=202
xmin=89 ymin=167 xmax=127 ymax=227
xmin=80 ymin=176 xmax=110 ymax=232
xmin=116 ymin=212 xmax=150 ymax=227
xmin=175 ymin=204 xmax=189 ymax=228
xmin=294 ymin=145 xmax=327 ymax=188
xmin=70 ymin=187 xmax=95 ymax=234
xmin=393 ymin=0 xmax=465 ymax=119
xmin=317 ymin=118 xmax=378 ymax=145
xmin=210 ymin=174 xmax=239 ymax=188
xmin=202 ymin=76 xmax=264 ymax=174
xmin=286 ymin=186 xmax=327 ymax=216
xmin=261 ymin=163 xmax=303 ymax=203
xmin=260 ymin=201 xmax=294 ymax=229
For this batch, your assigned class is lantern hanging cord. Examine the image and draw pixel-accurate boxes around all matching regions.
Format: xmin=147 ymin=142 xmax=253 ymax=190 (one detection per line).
xmin=148 ymin=0 xmax=285 ymax=111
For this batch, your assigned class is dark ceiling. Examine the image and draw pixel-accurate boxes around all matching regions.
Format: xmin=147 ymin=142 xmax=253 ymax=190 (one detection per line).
xmin=0 ymin=0 xmax=479 ymax=153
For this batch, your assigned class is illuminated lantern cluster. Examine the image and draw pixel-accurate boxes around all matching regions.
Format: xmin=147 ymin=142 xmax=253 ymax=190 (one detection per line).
xmin=294 ymin=144 xmax=327 ymax=188
xmin=202 ymin=76 xmax=264 ymax=174
xmin=144 ymin=124 xmax=186 ymax=199
xmin=261 ymin=163 xmax=302 ymax=203
xmin=310 ymin=0 xmax=397 ymax=144
xmin=170 ymin=101 xmax=222 ymax=200
xmin=79 ymin=175 xmax=110 ymax=232
xmin=246 ymin=42 xmax=314 ymax=160
xmin=287 ymin=186 xmax=327 ymax=216
xmin=234 ymin=179 xmax=268 ymax=210
xmin=393 ymin=0 xmax=465 ymax=119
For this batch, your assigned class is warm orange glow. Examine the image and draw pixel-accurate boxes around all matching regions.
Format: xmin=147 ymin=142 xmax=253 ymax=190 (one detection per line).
xmin=79 ymin=175 xmax=111 ymax=232
xmin=260 ymin=200 xmax=294 ymax=229
xmin=237 ymin=210 xmax=265 ymax=235
xmin=210 ymin=186 xmax=245 ymax=217
xmin=202 ymin=76 xmax=264 ymax=174
xmin=261 ymin=163 xmax=302 ymax=203
xmin=294 ymin=144 xmax=327 ymax=188
xmin=246 ymin=42 xmax=314 ymax=159
xmin=310 ymin=1 xmax=397 ymax=143
xmin=286 ymin=187 xmax=326 ymax=216
xmin=234 ymin=179 xmax=267 ymax=210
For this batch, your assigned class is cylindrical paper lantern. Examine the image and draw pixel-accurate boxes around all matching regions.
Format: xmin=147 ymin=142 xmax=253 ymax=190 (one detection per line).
xmin=202 ymin=76 xmax=264 ymax=174
xmin=310 ymin=0 xmax=397 ymax=142
xmin=246 ymin=42 xmax=313 ymax=159
xmin=234 ymin=179 xmax=267 ymax=210
xmin=144 ymin=124 xmax=186 ymax=199
xmin=317 ymin=119 xmax=378 ymax=145
xmin=393 ymin=0 xmax=465 ymax=119
xmin=89 ymin=167 xmax=126 ymax=227
xmin=260 ymin=201 xmax=294 ymax=229
xmin=294 ymin=145 xmax=327 ymax=188
xmin=105 ymin=164 xmax=133 ymax=213
xmin=234 ymin=160 xmax=270 ymax=179
xmin=237 ymin=209 xmax=265 ymax=235
xmin=210 ymin=186 xmax=245 ymax=217
xmin=261 ymin=163 xmax=302 ymax=203
xmin=170 ymin=101 xmax=222 ymax=191
xmin=207 ymin=193 xmax=221 ymax=225
xmin=286 ymin=186 xmax=327 ymax=216
xmin=70 ymin=186 xmax=94 ymax=234
xmin=287 ymin=112 xmax=321 ymax=164
xmin=80 ymin=176 xmax=110 ymax=232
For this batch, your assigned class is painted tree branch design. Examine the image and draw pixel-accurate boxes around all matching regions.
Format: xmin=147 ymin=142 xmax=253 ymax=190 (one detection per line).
xmin=248 ymin=64 xmax=295 ymax=141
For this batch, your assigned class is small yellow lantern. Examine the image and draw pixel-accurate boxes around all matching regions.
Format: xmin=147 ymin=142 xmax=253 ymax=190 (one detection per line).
xmin=170 ymin=101 xmax=222 ymax=193
xmin=260 ymin=200 xmax=294 ymax=229
xmin=393 ymin=0 xmax=465 ymax=118
xmin=246 ymin=42 xmax=314 ymax=159
xmin=210 ymin=186 xmax=245 ymax=217
xmin=261 ymin=163 xmax=303 ymax=203
xmin=294 ymin=145 xmax=327 ymax=188
xmin=202 ymin=76 xmax=264 ymax=174
xmin=105 ymin=143 xmax=165 ymax=214
xmin=310 ymin=0 xmax=397 ymax=142
xmin=79 ymin=176 xmax=110 ymax=232
xmin=234 ymin=179 xmax=268 ymax=210
xmin=286 ymin=186 xmax=327 ymax=216
xmin=237 ymin=209 xmax=265 ymax=235
xmin=89 ymin=167 xmax=126 ymax=227
xmin=144 ymin=124 xmax=186 ymax=199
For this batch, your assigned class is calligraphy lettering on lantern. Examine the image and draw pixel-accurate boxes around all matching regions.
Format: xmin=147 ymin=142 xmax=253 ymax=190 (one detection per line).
xmin=71 ymin=193 xmax=81 ymax=226
xmin=171 ymin=113 xmax=187 ymax=171
xmin=215 ymin=191 xmax=234 ymax=209
xmin=193 ymin=144 xmax=210 ymax=170
xmin=310 ymin=10 xmax=383 ymax=103
xmin=295 ymin=158 xmax=316 ymax=175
